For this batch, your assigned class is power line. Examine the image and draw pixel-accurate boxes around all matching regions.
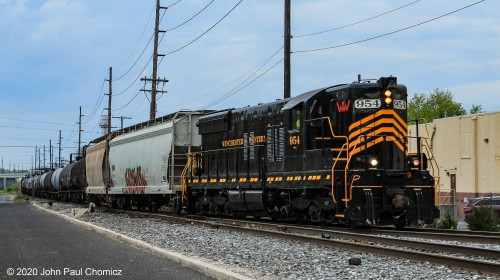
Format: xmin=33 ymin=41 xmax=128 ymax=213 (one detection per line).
xmin=86 ymin=108 xmax=106 ymax=134
xmin=0 ymin=125 xmax=75 ymax=132
xmin=164 ymin=0 xmax=216 ymax=32
xmin=113 ymin=35 xmax=154 ymax=82
xmin=112 ymin=5 xmax=167 ymax=84
xmin=83 ymin=79 xmax=107 ymax=124
xmin=62 ymin=123 xmax=77 ymax=146
xmin=294 ymin=0 xmax=423 ymax=38
xmin=0 ymin=135 xmax=52 ymax=142
xmin=294 ymin=0 xmax=485 ymax=54
xmin=166 ymin=0 xmax=183 ymax=8
xmin=0 ymin=116 xmax=75 ymax=127
xmin=163 ymin=0 xmax=244 ymax=57
xmin=158 ymin=46 xmax=283 ymax=110
xmin=112 ymin=55 xmax=153 ymax=97
xmin=200 ymin=58 xmax=284 ymax=109
xmin=115 ymin=4 xmax=156 ymax=72
xmin=113 ymin=82 xmax=143 ymax=112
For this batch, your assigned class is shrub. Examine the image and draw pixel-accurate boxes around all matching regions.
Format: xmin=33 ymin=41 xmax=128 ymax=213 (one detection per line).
xmin=0 ymin=182 xmax=19 ymax=194
xmin=435 ymin=209 xmax=458 ymax=229
xmin=465 ymin=206 xmax=499 ymax=232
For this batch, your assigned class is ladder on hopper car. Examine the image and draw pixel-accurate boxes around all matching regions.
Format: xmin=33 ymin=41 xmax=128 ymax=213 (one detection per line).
xmin=169 ymin=113 xmax=194 ymax=190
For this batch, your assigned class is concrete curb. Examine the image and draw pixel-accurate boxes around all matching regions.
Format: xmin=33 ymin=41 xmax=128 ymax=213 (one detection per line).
xmin=32 ymin=203 xmax=252 ymax=280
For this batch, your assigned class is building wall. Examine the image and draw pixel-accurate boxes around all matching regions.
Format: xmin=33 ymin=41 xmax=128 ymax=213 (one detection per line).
xmin=409 ymin=112 xmax=500 ymax=218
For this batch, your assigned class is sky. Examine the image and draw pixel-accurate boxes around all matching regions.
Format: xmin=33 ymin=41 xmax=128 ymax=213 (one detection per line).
xmin=0 ymin=0 xmax=498 ymax=172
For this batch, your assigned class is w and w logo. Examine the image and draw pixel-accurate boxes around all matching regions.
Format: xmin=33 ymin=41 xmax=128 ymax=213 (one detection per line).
xmin=336 ymin=100 xmax=351 ymax=113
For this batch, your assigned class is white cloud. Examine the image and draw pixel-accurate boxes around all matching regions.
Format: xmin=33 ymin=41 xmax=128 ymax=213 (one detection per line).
xmin=449 ymin=81 xmax=500 ymax=112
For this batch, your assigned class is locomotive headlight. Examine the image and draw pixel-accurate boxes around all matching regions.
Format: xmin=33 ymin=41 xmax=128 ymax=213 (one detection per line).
xmin=384 ymin=97 xmax=392 ymax=104
xmin=384 ymin=90 xmax=392 ymax=97
xmin=411 ymin=158 xmax=420 ymax=167
xmin=369 ymin=158 xmax=378 ymax=167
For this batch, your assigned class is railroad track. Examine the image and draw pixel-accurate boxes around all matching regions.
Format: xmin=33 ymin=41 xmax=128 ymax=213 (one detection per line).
xmin=359 ymin=226 xmax=500 ymax=244
xmin=121 ymin=210 xmax=500 ymax=275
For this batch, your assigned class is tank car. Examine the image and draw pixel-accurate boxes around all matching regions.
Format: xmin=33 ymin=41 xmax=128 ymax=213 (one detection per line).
xmin=184 ymin=76 xmax=440 ymax=228
xmin=60 ymin=163 xmax=75 ymax=201
xmin=33 ymin=175 xmax=43 ymax=197
xmin=39 ymin=172 xmax=49 ymax=198
xmin=27 ymin=176 xmax=35 ymax=196
xmin=51 ymin=168 xmax=64 ymax=200
xmin=21 ymin=177 xmax=30 ymax=196
xmin=70 ymin=157 xmax=87 ymax=202
xmin=43 ymin=170 xmax=54 ymax=196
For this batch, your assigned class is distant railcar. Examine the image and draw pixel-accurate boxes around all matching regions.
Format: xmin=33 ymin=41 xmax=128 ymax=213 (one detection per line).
xmin=50 ymin=167 xmax=64 ymax=199
xmin=86 ymin=139 xmax=111 ymax=205
xmin=69 ymin=157 xmax=86 ymax=202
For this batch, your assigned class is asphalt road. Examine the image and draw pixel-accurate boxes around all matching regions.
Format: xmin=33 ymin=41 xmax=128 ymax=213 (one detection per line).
xmin=0 ymin=202 xmax=214 ymax=280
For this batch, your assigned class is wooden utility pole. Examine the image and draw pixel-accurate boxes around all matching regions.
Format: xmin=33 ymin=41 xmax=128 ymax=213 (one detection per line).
xmin=284 ymin=0 xmax=291 ymax=99
xmin=78 ymin=106 xmax=84 ymax=157
xmin=43 ymin=145 xmax=46 ymax=169
xmin=141 ymin=0 xmax=168 ymax=120
xmin=113 ymin=116 xmax=131 ymax=130
xmin=49 ymin=140 xmax=53 ymax=169
xmin=34 ymin=146 xmax=37 ymax=174
xmin=58 ymin=130 xmax=62 ymax=168
xmin=106 ymin=67 xmax=112 ymax=134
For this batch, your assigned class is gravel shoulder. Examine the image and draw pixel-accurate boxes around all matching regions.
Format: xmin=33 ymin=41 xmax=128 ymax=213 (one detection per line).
xmin=34 ymin=200 xmax=497 ymax=280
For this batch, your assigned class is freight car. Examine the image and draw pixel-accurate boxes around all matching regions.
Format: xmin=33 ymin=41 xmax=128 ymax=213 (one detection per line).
xmin=86 ymin=110 xmax=209 ymax=211
xmin=184 ymin=76 xmax=440 ymax=228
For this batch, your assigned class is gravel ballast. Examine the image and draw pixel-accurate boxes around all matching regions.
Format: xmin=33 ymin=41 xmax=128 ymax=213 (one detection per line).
xmin=35 ymin=201 xmax=497 ymax=280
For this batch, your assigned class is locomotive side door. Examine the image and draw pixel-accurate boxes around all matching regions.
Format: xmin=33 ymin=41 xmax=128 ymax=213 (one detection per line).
xmin=284 ymin=105 xmax=305 ymax=171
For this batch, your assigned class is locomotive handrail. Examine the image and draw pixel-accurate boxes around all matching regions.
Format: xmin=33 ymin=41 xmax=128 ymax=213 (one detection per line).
xmin=349 ymin=174 xmax=361 ymax=201
xmin=415 ymin=118 xmax=441 ymax=205
xmin=421 ymin=138 xmax=441 ymax=205
xmin=343 ymin=136 xmax=365 ymax=207
xmin=317 ymin=116 xmax=349 ymax=205
xmin=331 ymin=142 xmax=349 ymax=204
xmin=181 ymin=154 xmax=195 ymax=203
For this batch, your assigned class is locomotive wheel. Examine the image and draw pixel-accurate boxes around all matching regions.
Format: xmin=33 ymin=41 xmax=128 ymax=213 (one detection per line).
xmin=223 ymin=202 xmax=233 ymax=217
xmin=308 ymin=203 xmax=321 ymax=222
xmin=209 ymin=201 xmax=218 ymax=215
xmin=394 ymin=216 xmax=407 ymax=229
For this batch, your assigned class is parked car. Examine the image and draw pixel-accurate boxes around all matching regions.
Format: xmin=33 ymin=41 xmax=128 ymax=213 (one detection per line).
xmin=464 ymin=196 xmax=500 ymax=217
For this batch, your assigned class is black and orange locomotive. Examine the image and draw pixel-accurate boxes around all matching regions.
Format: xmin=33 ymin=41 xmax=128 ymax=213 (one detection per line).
xmin=185 ymin=76 xmax=439 ymax=228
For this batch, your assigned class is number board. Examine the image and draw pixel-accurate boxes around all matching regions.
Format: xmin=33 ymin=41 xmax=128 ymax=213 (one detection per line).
xmin=354 ymin=99 xmax=381 ymax=109
xmin=393 ymin=100 xmax=407 ymax=110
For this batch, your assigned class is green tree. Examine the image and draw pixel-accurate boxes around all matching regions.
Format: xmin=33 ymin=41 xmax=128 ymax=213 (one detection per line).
xmin=469 ymin=104 xmax=484 ymax=114
xmin=408 ymin=89 xmax=466 ymax=122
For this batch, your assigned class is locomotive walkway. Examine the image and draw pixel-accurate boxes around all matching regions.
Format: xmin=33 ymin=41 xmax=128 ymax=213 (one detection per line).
xmin=0 ymin=202 xmax=214 ymax=280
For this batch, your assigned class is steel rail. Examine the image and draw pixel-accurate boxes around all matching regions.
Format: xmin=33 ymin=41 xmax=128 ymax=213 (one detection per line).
xmin=356 ymin=228 xmax=500 ymax=244
xmin=371 ymin=225 xmax=500 ymax=237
